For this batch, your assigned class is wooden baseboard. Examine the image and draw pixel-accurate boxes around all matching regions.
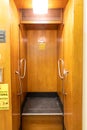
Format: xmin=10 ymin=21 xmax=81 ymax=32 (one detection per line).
xmin=22 ymin=115 xmax=63 ymax=130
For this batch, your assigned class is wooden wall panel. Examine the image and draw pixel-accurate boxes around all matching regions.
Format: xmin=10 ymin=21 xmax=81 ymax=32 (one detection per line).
xmin=63 ymin=0 xmax=83 ymax=130
xmin=20 ymin=9 xmax=63 ymax=24
xmin=72 ymin=0 xmax=83 ymax=129
xmin=23 ymin=24 xmax=59 ymax=30
xmin=0 ymin=1 xmax=12 ymax=130
xmin=63 ymin=0 xmax=74 ymax=130
xmin=57 ymin=25 xmax=64 ymax=104
xmin=22 ymin=115 xmax=63 ymax=130
xmin=10 ymin=1 xmax=27 ymax=130
xmin=27 ymin=30 xmax=58 ymax=92
xmin=10 ymin=1 xmax=20 ymax=130
xmin=19 ymin=25 xmax=27 ymax=103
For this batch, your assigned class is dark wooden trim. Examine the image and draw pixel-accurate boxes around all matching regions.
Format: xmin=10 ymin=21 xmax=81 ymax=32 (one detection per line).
xmin=27 ymin=92 xmax=58 ymax=97
xmin=20 ymin=9 xmax=63 ymax=23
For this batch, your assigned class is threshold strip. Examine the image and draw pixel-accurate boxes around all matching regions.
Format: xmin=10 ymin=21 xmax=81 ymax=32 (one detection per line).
xmin=22 ymin=113 xmax=63 ymax=116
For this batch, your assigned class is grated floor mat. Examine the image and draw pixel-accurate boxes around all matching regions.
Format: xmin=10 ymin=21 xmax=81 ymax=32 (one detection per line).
xmin=22 ymin=97 xmax=63 ymax=115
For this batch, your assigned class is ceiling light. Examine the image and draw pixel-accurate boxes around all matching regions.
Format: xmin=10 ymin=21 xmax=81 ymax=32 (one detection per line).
xmin=32 ymin=0 xmax=48 ymax=14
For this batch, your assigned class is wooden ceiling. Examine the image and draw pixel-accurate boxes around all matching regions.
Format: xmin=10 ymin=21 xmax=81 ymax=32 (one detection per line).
xmin=14 ymin=0 xmax=68 ymax=9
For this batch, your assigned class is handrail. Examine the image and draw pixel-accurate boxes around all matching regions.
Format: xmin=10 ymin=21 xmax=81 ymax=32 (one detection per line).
xmin=58 ymin=58 xmax=69 ymax=80
xmin=15 ymin=58 xmax=26 ymax=96
xmin=58 ymin=59 xmax=64 ymax=79
xmin=20 ymin=58 xmax=26 ymax=79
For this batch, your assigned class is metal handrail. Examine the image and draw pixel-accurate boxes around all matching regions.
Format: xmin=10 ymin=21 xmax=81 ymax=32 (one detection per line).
xmin=20 ymin=58 xmax=26 ymax=79
xmin=58 ymin=58 xmax=69 ymax=80
xmin=58 ymin=59 xmax=64 ymax=79
xmin=15 ymin=58 xmax=26 ymax=96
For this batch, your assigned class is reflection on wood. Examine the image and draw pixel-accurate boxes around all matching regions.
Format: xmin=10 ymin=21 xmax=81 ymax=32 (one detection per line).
xmin=20 ymin=9 xmax=63 ymax=23
xmin=14 ymin=0 xmax=68 ymax=9
xmin=22 ymin=115 xmax=63 ymax=130
xmin=27 ymin=30 xmax=58 ymax=92
xmin=0 ymin=0 xmax=12 ymax=130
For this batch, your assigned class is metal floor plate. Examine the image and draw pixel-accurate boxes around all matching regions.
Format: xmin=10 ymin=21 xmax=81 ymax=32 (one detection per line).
xmin=22 ymin=97 xmax=63 ymax=115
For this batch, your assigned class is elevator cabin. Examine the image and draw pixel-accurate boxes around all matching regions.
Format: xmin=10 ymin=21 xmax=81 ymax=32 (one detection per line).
xmin=8 ymin=0 xmax=83 ymax=130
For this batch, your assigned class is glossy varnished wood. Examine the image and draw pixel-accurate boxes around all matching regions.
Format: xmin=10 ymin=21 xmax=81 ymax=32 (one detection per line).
xmin=63 ymin=0 xmax=83 ymax=130
xmin=21 ymin=21 xmax=63 ymax=25
xmin=14 ymin=0 xmax=68 ymax=9
xmin=19 ymin=25 xmax=27 ymax=103
xmin=22 ymin=115 xmax=63 ymax=130
xmin=10 ymin=0 xmax=21 ymax=130
xmin=27 ymin=30 xmax=58 ymax=92
xmin=0 ymin=1 xmax=83 ymax=130
xmin=10 ymin=1 xmax=27 ymax=130
xmin=23 ymin=24 xmax=59 ymax=30
xmin=72 ymin=0 xmax=83 ymax=129
xmin=63 ymin=0 xmax=74 ymax=130
xmin=0 ymin=1 xmax=12 ymax=130
xmin=57 ymin=24 xmax=64 ymax=104
xmin=20 ymin=9 xmax=63 ymax=24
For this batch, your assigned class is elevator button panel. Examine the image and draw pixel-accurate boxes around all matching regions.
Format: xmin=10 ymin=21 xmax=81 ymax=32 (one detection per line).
xmin=0 ymin=84 xmax=9 ymax=110
xmin=0 ymin=30 xmax=6 ymax=43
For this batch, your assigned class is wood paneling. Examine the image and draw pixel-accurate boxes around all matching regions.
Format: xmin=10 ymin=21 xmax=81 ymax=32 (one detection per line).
xmin=72 ymin=0 xmax=83 ymax=129
xmin=10 ymin=1 xmax=27 ymax=130
xmin=57 ymin=24 xmax=64 ymax=104
xmin=23 ymin=24 xmax=59 ymax=30
xmin=63 ymin=0 xmax=74 ymax=130
xmin=14 ymin=0 xmax=68 ymax=9
xmin=20 ymin=9 xmax=63 ymax=24
xmin=19 ymin=25 xmax=27 ymax=103
xmin=10 ymin=0 xmax=20 ymax=130
xmin=63 ymin=0 xmax=83 ymax=130
xmin=0 ymin=1 xmax=12 ymax=130
xmin=22 ymin=115 xmax=63 ymax=130
xmin=21 ymin=21 xmax=63 ymax=24
xmin=27 ymin=30 xmax=58 ymax=92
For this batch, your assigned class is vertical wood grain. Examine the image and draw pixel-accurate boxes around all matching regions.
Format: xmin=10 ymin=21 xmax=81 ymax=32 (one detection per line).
xmin=0 ymin=1 xmax=12 ymax=130
xmin=10 ymin=1 xmax=27 ymax=130
xmin=57 ymin=26 xmax=64 ymax=103
xmin=72 ymin=0 xmax=83 ymax=129
xmin=22 ymin=115 xmax=63 ymax=130
xmin=19 ymin=25 xmax=27 ymax=103
xmin=10 ymin=0 xmax=20 ymax=130
xmin=63 ymin=0 xmax=83 ymax=130
xmin=63 ymin=0 xmax=74 ymax=130
xmin=27 ymin=30 xmax=58 ymax=92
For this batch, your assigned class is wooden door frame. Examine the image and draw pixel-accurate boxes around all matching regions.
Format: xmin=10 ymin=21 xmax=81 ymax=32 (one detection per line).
xmin=83 ymin=0 xmax=87 ymax=129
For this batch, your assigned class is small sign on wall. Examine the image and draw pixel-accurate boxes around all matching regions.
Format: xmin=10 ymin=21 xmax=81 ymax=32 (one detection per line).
xmin=38 ymin=37 xmax=46 ymax=50
xmin=0 ymin=30 xmax=6 ymax=43
xmin=38 ymin=42 xmax=46 ymax=50
xmin=0 ymin=84 xmax=9 ymax=110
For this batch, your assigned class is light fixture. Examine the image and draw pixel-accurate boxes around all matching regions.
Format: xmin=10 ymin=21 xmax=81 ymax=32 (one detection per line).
xmin=38 ymin=37 xmax=46 ymax=43
xmin=32 ymin=0 xmax=48 ymax=15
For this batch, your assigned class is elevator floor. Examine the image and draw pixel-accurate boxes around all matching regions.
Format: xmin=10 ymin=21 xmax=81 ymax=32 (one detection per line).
xmin=22 ymin=93 xmax=63 ymax=115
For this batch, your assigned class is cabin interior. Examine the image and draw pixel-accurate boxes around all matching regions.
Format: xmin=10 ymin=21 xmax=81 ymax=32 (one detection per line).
xmin=0 ymin=0 xmax=83 ymax=130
